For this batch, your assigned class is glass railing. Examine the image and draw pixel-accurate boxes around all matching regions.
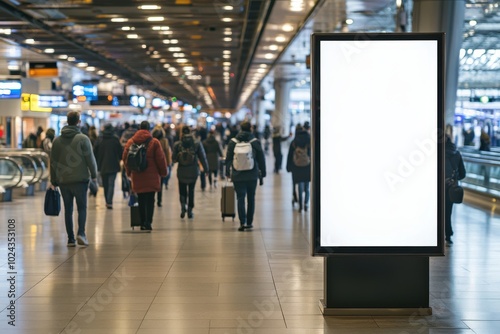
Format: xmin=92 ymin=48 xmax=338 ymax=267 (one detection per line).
xmin=0 ymin=157 xmax=23 ymax=189
xmin=459 ymin=148 xmax=500 ymax=197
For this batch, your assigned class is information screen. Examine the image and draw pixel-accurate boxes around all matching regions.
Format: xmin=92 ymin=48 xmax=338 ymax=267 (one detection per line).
xmin=311 ymin=33 xmax=445 ymax=256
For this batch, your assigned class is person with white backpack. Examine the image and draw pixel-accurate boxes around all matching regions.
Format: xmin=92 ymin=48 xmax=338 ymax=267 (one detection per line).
xmin=225 ymin=120 xmax=266 ymax=231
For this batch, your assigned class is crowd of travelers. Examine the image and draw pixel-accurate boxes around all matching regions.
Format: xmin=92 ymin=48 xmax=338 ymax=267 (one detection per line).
xmin=44 ymin=111 xmax=312 ymax=246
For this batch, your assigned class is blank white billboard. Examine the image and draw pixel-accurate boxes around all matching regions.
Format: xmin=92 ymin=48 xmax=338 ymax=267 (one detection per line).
xmin=313 ymin=35 xmax=444 ymax=254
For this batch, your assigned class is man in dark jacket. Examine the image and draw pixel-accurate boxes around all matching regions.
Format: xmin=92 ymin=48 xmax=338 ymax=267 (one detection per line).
xmin=94 ymin=124 xmax=123 ymax=209
xmin=225 ymin=120 xmax=266 ymax=231
xmin=172 ymin=125 xmax=209 ymax=219
xmin=202 ymin=130 xmax=224 ymax=189
xmin=445 ymin=135 xmax=466 ymax=246
xmin=50 ymin=111 xmax=98 ymax=247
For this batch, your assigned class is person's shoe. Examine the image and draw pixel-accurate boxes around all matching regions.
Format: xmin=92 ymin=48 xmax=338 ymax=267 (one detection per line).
xmin=188 ymin=210 xmax=194 ymax=219
xmin=140 ymin=226 xmax=151 ymax=233
xmin=77 ymin=235 xmax=88 ymax=247
xmin=298 ymin=204 xmax=302 ymax=213
xmin=106 ymin=204 xmax=113 ymax=210
xmin=180 ymin=208 xmax=186 ymax=218
xmin=157 ymin=202 xmax=162 ymax=207
xmin=245 ymin=224 xmax=253 ymax=230
xmin=304 ymin=205 xmax=308 ymax=212
xmin=238 ymin=225 xmax=246 ymax=231
xmin=214 ymin=180 xmax=218 ymax=188
xmin=67 ymin=239 xmax=76 ymax=247
xmin=445 ymin=238 xmax=453 ymax=247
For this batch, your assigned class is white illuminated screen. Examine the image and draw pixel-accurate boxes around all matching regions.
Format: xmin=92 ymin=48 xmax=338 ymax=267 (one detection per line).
xmin=320 ymin=40 xmax=438 ymax=247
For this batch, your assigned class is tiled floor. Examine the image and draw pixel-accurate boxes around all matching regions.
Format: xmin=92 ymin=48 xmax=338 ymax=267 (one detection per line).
xmin=0 ymin=160 xmax=499 ymax=334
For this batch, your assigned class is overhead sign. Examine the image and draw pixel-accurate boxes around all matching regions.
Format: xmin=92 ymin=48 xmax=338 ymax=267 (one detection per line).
xmin=0 ymin=80 xmax=22 ymax=99
xmin=38 ymin=95 xmax=69 ymax=108
xmin=21 ymin=93 xmax=52 ymax=112
xmin=29 ymin=62 xmax=59 ymax=77
xmin=311 ymin=33 xmax=445 ymax=256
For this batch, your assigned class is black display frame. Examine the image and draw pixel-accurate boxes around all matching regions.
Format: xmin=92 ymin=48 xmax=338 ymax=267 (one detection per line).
xmin=311 ymin=33 xmax=445 ymax=256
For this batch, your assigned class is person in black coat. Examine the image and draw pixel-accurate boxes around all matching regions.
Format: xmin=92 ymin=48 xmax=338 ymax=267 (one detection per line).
xmin=286 ymin=125 xmax=311 ymax=212
xmin=445 ymin=135 xmax=466 ymax=246
xmin=203 ymin=130 xmax=224 ymax=189
xmin=93 ymin=124 xmax=123 ymax=209
xmin=225 ymin=120 xmax=266 ymax=231
xmin=172 ymin=125 xmax=209 ymax=219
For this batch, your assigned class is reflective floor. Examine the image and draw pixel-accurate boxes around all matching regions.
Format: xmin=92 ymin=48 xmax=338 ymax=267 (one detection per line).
xmin=0 ymin=161 xmax=499 ymax=334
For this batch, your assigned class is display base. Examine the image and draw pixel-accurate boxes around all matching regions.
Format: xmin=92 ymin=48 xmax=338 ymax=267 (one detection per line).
xmin=319 ymin=299 xmax=432 ymax=316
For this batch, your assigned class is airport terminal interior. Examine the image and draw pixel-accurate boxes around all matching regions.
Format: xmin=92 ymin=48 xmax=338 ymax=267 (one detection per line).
xmin=1 ymin=0 xmax=500 ymax=333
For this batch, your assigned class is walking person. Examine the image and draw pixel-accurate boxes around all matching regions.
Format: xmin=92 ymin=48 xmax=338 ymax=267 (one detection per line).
xmin=123 ymin=121 xmax=168 ymax=231
xmin=445 ymin=135 xmax=466 ymax=246
xmin=93 ymin=124 xmax=123 ymax=209
xmin=49 ymin=111 xmax=98 ymax=247
xmin=152 ymin=125 xmax=172 ymax=207
xmin=225 ymin=120 xmax=266 ymax=231
xmin=286 ymin=124 xmax=311 ymax=212
xmin=172 ymin=125 xmax=209 ymax=219
xmin=202 ymin=129 xmax=224 ymax=189
xmin=42 ymin=128 xmax=55 ymax=154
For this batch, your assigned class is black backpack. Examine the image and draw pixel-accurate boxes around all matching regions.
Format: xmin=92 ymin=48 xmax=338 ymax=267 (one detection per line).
xmin=127 ymin=137 xmax=152 ymax=172
xmin=177 ymin=143 xmax=196 ymax=166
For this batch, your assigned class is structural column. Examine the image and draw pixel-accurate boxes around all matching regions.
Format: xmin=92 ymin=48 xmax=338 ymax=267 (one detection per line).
xmin=412 ymin=0 xmax=466 ymax=127
xmin=255 ymin=88 xmax=266 ymax=134
xmin=272 ymin=78 xmax=293 ymax=137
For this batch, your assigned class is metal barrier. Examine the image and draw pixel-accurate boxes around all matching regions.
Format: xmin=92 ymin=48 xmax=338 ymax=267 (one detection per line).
xmin=0 ymin=157 xmax=23 ymax=201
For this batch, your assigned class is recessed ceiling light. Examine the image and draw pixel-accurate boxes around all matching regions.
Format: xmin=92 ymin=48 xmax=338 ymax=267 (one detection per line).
xmin=163 ymin=64 xmax=171 ymax=68
xmin=168 ymin=67 xmax=176 ymax=72
xmin=151 ymin=54 xmax=161 ymax=58
xmin=275 ymin=35 xmax=286 ymax=43
xmin=77 ymin=62 xmax=88 ymax=67
xmin=346 ymin=19 xmax=354 ymax=25
xmin=223 ymin=5 xmax=233 ymax=10
xmin=223 ymin=66 xmax=230 ymax=71
xmin=223 ymin=62 xmax=231 ymax=66
xmin=223 ymin=55 xmax=231 ymax=59
xmin=469 ymin=20 xmax=477 ymax=26
xmin=223 ymin=50 xmax=231 ymax=54
xmin=148 ymin=16 xmax=164 ymax=22
xmin=264 ymin=53 xmax=274 ymax=59
xmin=176 ymin=59 xmax=188 ymax=63
xmin=159 ymin=31 xmax=172 ymax=35
xmin=282 ymin=24 xmax=294 ymax=32
xmin=257 ymin=68 xmax=266 ymax=73
xmin=44 ymin=48 xmax=55 ymax=53
xmin=139 ymin=5 xmax=161 ymax=10
xmin=290 ymin=0 xmax=304 ymax=12
xmin=142 ymin=44 xmax=147 ymax=48
xmin=105 ymin=73 xmax=113 ymax=78
xmin=25 ymin=39 xmax=35 ymax=44
xmin=224 ymin=31 xmax=233 ymax=36
xmin=269 ymin=44 xmax=278 ymax=51
xmin=121 ymin=26 xmax=134 ymax=31
xmin=173 ymin=53 xmax=185 ymax=57
xmin=168 ymin=47 xmax=182 ymax=52
xmin=97 ymin=70 xmax=105 ymax=75
xmin=224 ymin=37 xmax=232 ymax=42
xmin=127 ymin=34 xmax=139 ymax=39
xmin=111 ymin=18 xmax=128 ymax=22
xmin=67 ymin=57 xmax=76 ymax=62
xmin=221 ymin=17 xmax=233 ymax=22
xmin=259 ymin=64 xmax=267 ymax=68
xmin=86 ymin=66 xmax=96 ymax=71
xmin=183 ymin=66 xmax=194 ymax=71
xmin=58 ymin=54 xmax=68 ymax=59
xmin=152 ymin=26 xmax=170 ymax=30
xmin=0 ymin=28 xmax=11 ymax=35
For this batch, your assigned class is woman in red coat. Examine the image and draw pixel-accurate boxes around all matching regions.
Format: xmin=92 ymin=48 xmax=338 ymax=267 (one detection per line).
xmin=123 ymin=121 xmax=168 ymax=231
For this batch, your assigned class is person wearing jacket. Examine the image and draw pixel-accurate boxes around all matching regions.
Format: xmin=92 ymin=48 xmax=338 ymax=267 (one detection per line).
xmin=286 ymin=125 xmax=311 ymax=212
xmin=93 ymin=124 xmax=123 ymax=209
xmin=123 ymin=121 xmax=168 ymax=231
xmin=202 ymin=130 xmax=224 ymax=189
xmin=445 ymin=135 xmax=466 ymax=246
xmin=50 ymin=111 xmax=98 ymax=247
xmin=152 ymin=125 xmax=172 ymax=207
xmin=225 ymin=120 xmax=266 ymax=231
xmin=172 ymin=125 xmax=209 ymax=219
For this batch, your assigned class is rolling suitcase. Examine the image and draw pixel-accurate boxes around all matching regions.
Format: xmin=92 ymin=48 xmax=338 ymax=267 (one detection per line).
xmin=130 ymin=205 xmax=142 ymax=229
xmin=129 ymin=194 xmax=142 ymax=229
xmin=221 ymin=181 xmax=236 ymax=221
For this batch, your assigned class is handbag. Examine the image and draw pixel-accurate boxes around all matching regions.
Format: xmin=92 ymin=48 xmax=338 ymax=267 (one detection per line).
xmin=446 ymin=170 xmax=464 ymax=204
xmin=44 ymin=188 xmax=61 ymax=216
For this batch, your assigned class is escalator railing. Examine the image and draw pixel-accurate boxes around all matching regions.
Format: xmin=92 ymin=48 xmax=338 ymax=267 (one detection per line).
xmin=459 ymin=149 xmax=500 ymax=197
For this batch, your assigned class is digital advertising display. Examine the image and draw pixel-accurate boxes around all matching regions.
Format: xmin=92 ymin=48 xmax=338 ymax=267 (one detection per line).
xmin=72 ymin=83 xmax=98 ymax=101
xmin=0 ymin=80 xmax=22 ymax=99
xmin=311 ymin=33 xmax=445 ymax=256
